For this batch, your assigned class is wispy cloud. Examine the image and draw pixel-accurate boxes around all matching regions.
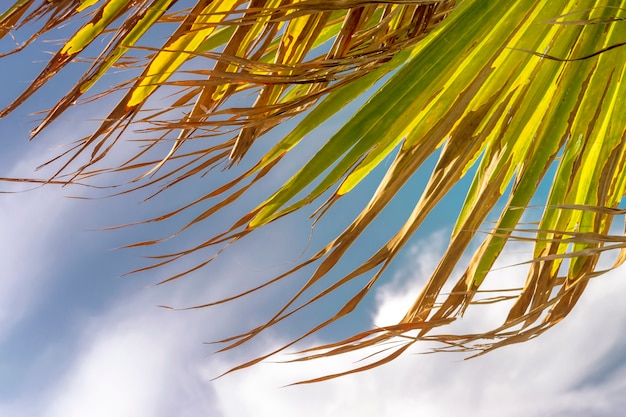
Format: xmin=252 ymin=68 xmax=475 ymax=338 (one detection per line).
xmin=3 ymin=132 xmax=625 ymax=417
xmin=209 ymin=235 xmax=626 ymax=417
xmin=0 ymin=176 xmax=71 ymax=341
xmin=39 ymin=294 xmax=222 ymax=417
xmin=4 ymin=216 xmax=625 ymax=417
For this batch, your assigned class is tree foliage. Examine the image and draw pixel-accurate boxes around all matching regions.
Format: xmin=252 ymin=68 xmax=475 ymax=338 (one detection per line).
xmin=1 ymin=0 xmax=625 ymax=382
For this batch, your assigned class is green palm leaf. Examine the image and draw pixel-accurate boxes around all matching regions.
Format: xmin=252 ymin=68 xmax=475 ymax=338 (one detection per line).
xmin=1 ymin=0 xmax=625 ymax=382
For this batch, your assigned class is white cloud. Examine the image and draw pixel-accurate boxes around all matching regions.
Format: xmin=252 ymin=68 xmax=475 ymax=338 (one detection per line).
xmin=209 ymin=234 xmax=626 ymax=417
xmin=3 ymin=180 xmax=625 ymax=417
xmin=3 ymin=109 xmax=625 ymax=417
xmin=0 ymin=177 xmax=71 ymax=341
xmin=0 ymin=130 xmax=325 ymax=417
xmin=35 ymin=292 xmax=223 ymax=417
xmin=4 ymin=232 xmax=303 ymax=417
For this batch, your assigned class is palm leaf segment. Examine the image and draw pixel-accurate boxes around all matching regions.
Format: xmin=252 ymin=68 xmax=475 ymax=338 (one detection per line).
xmin=1 ymin=0 xmax=625 ymax=381
xmin=0 ymin=0 xmax=453 ymax=167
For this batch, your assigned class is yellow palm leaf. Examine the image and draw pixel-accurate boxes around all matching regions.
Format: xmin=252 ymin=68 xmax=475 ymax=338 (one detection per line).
xmin=1 ymin=0 xmax=625 ymax=382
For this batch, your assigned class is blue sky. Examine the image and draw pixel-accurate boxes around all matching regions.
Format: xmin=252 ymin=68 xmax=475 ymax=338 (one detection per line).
xmin=1 ymin=4 xmax=626 ymax=416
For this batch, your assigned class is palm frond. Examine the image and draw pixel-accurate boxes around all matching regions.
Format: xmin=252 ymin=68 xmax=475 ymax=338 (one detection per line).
xmin=1 ymin=0 xmax=625 ymax=382
xmin=1 ymin=0 xmax=453 ymax=172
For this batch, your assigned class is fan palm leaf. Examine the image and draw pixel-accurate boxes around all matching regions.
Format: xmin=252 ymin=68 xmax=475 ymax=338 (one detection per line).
xmin=1 ymin=0 xmax=625 ymax=382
